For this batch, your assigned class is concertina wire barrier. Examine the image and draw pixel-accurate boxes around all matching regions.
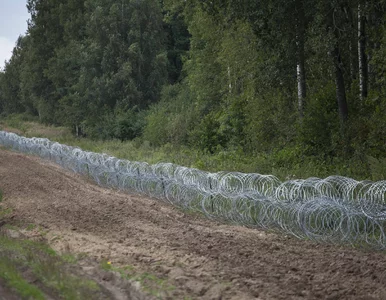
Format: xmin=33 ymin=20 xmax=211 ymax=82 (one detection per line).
xmin=1 ymin=131 xmax=386 ymax=249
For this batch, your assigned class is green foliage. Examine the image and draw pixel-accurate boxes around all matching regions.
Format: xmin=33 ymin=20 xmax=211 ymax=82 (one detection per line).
xmin=0 ymin=258 xmax=45 ymax=300
xmin=0 ymin=233 xmax=103 ymax=300
xmin=2 ymin=113 xmax=39 ymax=134
xmin=143 ymin=82 xmax=196 ymax=146
xmin=163 ymin=6 xmax=191 ymax=83
xmin=0 ymin=0 xmax=386 ymax=181
xmin=0 ymin=209 xmax=13 ymax=219
xmin=0 ymin=36 xmax=29 ymax=115
xmin=298 ymin=83 xmax=339 ymax=156
xmin=244 ymin=90 xmax=297 ymax=153
xmin=189 ymin=111 xmax=227 ymax=153
xmin=367 ymin=156 xmax=386 ymax=181
xmin=113 ymin=108 xmax=146 ymax=141
xmin=100 ymin=261 xmax=175 ymax=298
xmin=1 ymin=0 xmax=170 ymax=139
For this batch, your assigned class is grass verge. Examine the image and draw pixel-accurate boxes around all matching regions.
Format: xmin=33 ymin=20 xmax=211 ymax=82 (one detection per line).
xmin=0 ymin=232 xmax=103 ymax=299
xmin=0 ymin=193 xmax=171 ymax=299
xmin=2 ymin=114 xmax=385 ymax=181
xmin=0 ymin=257 xmax=44 ymax=300
xmin=0 ymin=192 xmax=106 ymax=299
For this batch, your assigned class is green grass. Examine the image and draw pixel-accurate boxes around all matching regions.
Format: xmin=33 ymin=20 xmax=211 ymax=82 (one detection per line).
xmin=101 ymin=260 xmax=175 ymax=299
xmin=0 ymin=234 xmax=102 ymax=299
xmin=25 ymin=223 xmax=37 ymax=231
xmin=0 ymin=208 xmax=12 ymax=219
xmin=0 ymin=193 xmax=104 ymax=300
xmin=0 ymin=118 xmax=385 ymax=248
xmin=0 ymin=258 xmax=45 ymax=300
xmin=1 ymin=115 xmax=384 ymax=181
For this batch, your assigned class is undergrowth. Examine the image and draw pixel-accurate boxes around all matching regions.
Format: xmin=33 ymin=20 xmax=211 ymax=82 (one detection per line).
xmin=0 ymin=232 xmax=102 ymax=299
xmin=1 ymin=115 xmax=385 ymax=181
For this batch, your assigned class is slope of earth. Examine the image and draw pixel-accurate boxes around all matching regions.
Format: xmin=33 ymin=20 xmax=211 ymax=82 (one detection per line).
xmin=0 ymin=279 xmax=21 ymax=300
xmin=1 ymin=149 xmax=386 ymax=299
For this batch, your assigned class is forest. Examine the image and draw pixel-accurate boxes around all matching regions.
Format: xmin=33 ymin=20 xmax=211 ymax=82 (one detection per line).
xmin=0 ymin=0 xmax=385 ymax=180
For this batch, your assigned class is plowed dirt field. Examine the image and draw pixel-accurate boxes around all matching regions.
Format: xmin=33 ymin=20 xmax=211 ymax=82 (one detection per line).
xmin=1 ymin=149 xmax=386 ymax=299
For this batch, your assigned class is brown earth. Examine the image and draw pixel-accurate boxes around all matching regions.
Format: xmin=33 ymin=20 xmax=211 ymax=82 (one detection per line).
xmin=1 ymin=149 xmax=386 ymax=300
xmin=0 ymin=278 xmax=20 ymax=300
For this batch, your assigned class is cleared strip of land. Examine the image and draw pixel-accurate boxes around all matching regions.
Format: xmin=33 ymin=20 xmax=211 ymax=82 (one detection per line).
xmin=1 ymin=149 xmax=386 ymax=299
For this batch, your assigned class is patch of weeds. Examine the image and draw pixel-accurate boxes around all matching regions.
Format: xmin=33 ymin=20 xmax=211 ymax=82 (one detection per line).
xmin=0 ymin=236 xmax=56 ymax=257
xmin=3 ymin=224 xmax=19 ymax=231
xmin=25 ymin=224 xmax=37 ymax=231
xmin=61 ymin=253 xmax=78 ymax=264
xmin=49 ymin=234 xmax=62 ymax=243
xmin=32 ymin=225 xmax=49 ymax=237
xmin=0 ymin=208 xmax=13 ymax=219
xmin=0 ymin=257 xmax=45 ymax=300
xmin=77 ymin=252 xmax=89 ymax=260
xmin=101 ymin=261 xmax=175 ymax=298
xmin=0 ymin=234 xmax=103 ymax=300
xmin=135 ymin=272 xmax=175 ymax=298
xmin=122 ymin=265 xmax=135 ymax=272
xmin=100 ymin=260 xmax=134 ymax=278
xmin=100 ymin=259 xmax=113 ymax=271
xmin=1 ymin=114 xmax=29 ymax=134
xmin=4 ymin=117 xmax=386 ymax=181
xmin=32 ymin=260 xmax=100 ymax=299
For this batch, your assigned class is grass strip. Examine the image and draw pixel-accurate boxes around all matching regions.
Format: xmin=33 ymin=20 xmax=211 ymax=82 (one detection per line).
xmin=0 ymin=234 xmax=101 ymax=299
xmin=0 ymin=257 xmax=45 ymax=300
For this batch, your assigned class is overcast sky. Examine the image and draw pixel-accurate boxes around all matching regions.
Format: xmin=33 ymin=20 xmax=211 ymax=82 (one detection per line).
xmin=0 ymin=0 xmax=30 ymax=70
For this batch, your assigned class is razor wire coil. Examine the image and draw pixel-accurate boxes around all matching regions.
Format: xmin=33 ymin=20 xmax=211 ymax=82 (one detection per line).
xmin=1 ymin=131 xmax=386 ymax=249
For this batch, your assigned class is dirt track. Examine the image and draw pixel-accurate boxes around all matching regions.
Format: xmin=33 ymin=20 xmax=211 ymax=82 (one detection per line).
xmin=1 ymin=149 xmax=386 ymax=299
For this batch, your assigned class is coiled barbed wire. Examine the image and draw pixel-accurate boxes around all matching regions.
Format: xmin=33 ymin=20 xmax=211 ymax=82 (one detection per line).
xmin=1 ymin=131 xmax=386 ymax=248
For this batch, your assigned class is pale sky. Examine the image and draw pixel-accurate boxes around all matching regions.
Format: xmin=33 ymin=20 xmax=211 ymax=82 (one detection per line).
xmin=0 ymin=0 xmax=30 ymax=70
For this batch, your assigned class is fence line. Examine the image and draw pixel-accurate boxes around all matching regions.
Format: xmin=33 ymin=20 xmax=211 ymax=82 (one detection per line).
xmin=1 ymin=131 xmax=386 ymax=248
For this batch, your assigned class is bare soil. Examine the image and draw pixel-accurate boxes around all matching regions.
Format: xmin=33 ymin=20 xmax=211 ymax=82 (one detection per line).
xmin=0 ymin=278 xmax=20 ymax=300
xmin=1 ymin=149 xmax=386 ymax=299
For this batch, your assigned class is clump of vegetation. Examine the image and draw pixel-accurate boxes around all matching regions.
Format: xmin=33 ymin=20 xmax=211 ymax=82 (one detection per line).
xmin=101 ymin=260 xmax=175 ymax=298
xmin=2 ymin=118 xmax=384 ymax=181
xmin=0 ymin=233 xmax=103 ymax=299
xmin=0 ymin=257 xmax=45 ymax=300
xmin=1 ymin=1 xmax=385 ymax=181
xmin=0 ymin=189 xmax=104 ymax=299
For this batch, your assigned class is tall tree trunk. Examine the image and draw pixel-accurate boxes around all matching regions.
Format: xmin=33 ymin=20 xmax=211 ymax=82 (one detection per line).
xmin=327 ymin=4 xmax=349 ymax=132
xmin=348 ymin=6 xmax=358 ymax=83
xmin=227 ymin=65 xmax=232 ymax=94
xmin=349 ymin=37 xmax=358 ymax=82
xmin=295 ymin=0 xmax=306 ymax=118
xmin=333 ymin=46 xmax=349 ymax=125
xmin=358 ymin=1 xmax=368 ymax=100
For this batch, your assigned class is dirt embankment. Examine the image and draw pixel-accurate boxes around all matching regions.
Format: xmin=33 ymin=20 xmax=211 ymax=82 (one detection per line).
xmin=1 ymin=149 xmax=386 ymax=299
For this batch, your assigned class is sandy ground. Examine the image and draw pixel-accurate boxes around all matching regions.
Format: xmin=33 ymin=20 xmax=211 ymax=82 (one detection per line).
xmin=1 ymin=149 xmax=386 ymax=299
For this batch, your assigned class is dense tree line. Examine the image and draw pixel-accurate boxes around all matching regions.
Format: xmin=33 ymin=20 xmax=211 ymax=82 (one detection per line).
xmin=1 ymin=0 xmax=386 ymax=173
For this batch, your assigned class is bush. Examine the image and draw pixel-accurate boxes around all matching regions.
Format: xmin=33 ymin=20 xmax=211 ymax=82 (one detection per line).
xmin=298 ymin=83 xmax=339 ymax=157
xmin=114 ymin=108 xmax=146 ymax=141
xmin=189 ymin=111 xmax=227 ymax=153
xmin=244 ymin=90 xmax=297 ymax=153
xmin=143 ymin=83 xmax=196 ymax=146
